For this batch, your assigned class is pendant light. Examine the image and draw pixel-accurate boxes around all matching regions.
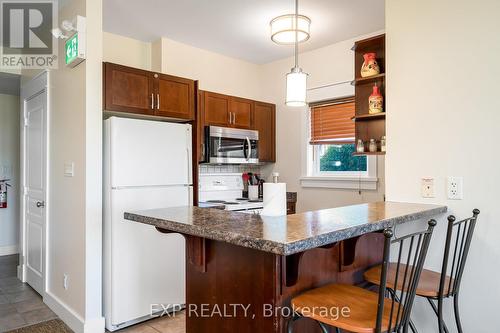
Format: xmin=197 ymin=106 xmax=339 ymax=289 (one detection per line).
xmin=285 ymin=0 xmax=308 ymax=107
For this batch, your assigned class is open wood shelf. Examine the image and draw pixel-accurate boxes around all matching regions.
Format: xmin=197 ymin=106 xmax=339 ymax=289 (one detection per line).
xmin=351 ymin=73 xmax=385 ymax=86
xmin=353 ymin=34 xmax=386 ymax=157
xmin=352 ymin=34 xmax=386 ymax=52
xmin=353 ymin=151 xmax=386 ymax=156
xmin=352 ymin=112 xmax=386 ymax=121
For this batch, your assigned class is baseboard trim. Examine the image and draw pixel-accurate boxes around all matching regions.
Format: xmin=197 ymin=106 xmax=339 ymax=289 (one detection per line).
xmin=0 ymin=244 xmax=19 ymax=256
xmin=44 ymin=291 xmax=85 ymax=333
xmin=43 ymin=291 xmax=104 ymax=333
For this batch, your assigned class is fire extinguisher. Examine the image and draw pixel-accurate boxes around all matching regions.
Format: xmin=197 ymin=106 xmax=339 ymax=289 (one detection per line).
xmin=0 ymin=179 xmax=11 ymax=209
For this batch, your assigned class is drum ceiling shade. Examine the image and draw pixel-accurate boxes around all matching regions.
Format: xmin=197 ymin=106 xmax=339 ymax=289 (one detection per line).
xmin=270 ymin=14 xmax=311 ymax=44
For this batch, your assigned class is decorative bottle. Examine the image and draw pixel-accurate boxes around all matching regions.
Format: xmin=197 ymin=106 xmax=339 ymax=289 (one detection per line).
xmin=361 ymin=53 xmax=380 ymax=78
xmin=369 ymin=139 xmax=377 ymax=152
xmin=368 ymin=84 xmax=384 ymax=114
xmin=356 ymin=139 xmax=365 ymax=153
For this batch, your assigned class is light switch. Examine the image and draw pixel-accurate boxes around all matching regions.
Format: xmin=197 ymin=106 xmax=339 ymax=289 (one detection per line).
xmin=64 ymin=162 xmax=74 ymax=177
xmin=421 ymin=177 xmax=435 ymax=198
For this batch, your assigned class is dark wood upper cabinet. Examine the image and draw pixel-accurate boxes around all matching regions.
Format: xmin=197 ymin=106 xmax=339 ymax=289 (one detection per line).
xmin=203 ymin=91 xmax=230 ymax=126
xmin=254 ymin=102 xmax=276 ymax=162
xmin=155 ymin=73 xmax=195 ymax=120
xmin=104 ymin=63 xmax=154 ymax=115
xmin=229 ymin=97 xmax=253 ymax=129
xmin=103 ymin=62 xmax=195 ymax=121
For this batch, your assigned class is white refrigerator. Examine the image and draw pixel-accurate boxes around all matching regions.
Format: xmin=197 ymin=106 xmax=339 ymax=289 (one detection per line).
xmin=103 ymin=117 xmax=191 ymax=331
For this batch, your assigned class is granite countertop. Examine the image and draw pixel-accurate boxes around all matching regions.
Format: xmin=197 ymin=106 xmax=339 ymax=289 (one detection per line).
xmin=124 ymin=202 xmax=447 ymax=255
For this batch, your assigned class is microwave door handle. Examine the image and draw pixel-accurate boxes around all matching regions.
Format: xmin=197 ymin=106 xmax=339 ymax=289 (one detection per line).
xmin=246 ymin=137 xmax=251 ymax=161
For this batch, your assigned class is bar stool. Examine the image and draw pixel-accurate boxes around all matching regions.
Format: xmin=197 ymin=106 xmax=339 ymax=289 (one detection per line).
xmin=364 ymin=209 xmax=480 ymax=333
xmin=288 ymin=220 xmax=437 ymax=333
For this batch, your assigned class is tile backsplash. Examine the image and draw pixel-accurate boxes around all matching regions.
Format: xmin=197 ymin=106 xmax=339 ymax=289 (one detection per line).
xmin=199 ymin=164 xmax=261 ymax=174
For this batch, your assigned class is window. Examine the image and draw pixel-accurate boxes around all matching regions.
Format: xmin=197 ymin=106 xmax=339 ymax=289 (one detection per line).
xmin=314 ymin=143 xmax=367 ymax=174
xmin=301 ymin=97 xmax=377 ymax=189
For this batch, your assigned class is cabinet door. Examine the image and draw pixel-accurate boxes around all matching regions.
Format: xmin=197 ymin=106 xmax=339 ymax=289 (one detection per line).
xmin=254 ymin=102 xmax=276 ymax=162
xmin=203 ymin=92 xmax=230 ymax=126
xmin=230 ymin=97 xmax=253 ymax=129
xmin=155 ymin=73 xmax=195 ymax=120
xmin=104 ymin=63 xmax=154 ymax=115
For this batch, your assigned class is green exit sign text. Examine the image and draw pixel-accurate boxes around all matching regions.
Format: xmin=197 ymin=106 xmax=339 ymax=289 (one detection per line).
xmin=65 ymin=33 xmax=86 ymax=67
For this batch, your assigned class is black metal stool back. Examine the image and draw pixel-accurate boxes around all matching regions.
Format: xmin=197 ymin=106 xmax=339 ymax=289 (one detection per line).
xmin=376 ymin=219 xmax=437 ymax=333
xmin=439 ymin=209 xmax=480 ymax=299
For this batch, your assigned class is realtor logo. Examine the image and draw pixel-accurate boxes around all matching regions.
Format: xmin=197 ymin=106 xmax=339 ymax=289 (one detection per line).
xmin=1 ymin=0 xmax=58 ymax=69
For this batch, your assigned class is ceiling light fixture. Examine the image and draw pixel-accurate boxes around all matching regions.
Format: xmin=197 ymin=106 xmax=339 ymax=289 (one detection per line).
xmin=285 ymin=0 xmax=308 ymax=107
xmin=270 ymin=14 xmax=311 ymax=45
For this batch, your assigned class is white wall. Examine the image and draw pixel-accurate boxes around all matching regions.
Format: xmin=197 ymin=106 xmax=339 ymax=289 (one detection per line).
xmin=385 ymin=0 xmax=500 ymax=331
xmin=25 ymin=0 xmax=104 ymax=331
xmin=260 ymin=32 xmax=386 ymax=212
xmin=0 ymin=93 xmax=20 ymax=255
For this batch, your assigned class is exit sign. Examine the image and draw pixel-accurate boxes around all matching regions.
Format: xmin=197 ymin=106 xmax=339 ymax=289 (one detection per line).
xmin=65 ymin=32 xmax=86 ymax=67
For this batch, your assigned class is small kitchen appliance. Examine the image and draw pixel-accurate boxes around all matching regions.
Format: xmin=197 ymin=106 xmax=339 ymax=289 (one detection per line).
xmin=203 ymin=126 xmax=259 ymax=164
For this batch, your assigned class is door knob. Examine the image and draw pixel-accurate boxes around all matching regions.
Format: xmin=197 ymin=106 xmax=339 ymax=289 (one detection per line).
xmin=36 ymin=201 xmax=45 ymax=208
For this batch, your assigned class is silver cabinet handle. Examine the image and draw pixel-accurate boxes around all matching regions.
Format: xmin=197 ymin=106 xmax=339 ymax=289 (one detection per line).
xmin=228 ymin=112 xmax=232 ymax=124
xmin=151 ymin=93 xmax=154 ymax=109
xmin=36 ymin=201 xmax=45 ymax=208
xmin=157 ymin=94 xmax=160 ymax=110
xmin=232 ymin=112 xmax=236 ymax=125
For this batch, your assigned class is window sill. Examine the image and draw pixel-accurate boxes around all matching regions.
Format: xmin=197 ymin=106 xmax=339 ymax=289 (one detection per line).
xmin=300 ymin=176 xmax=378 ymax=190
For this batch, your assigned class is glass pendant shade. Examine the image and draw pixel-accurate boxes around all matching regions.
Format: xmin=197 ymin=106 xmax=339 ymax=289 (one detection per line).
xmin=286 ymin=67 xmax=308 ymax=106
xmin=270 ymin=14 xmax=311 ymax=44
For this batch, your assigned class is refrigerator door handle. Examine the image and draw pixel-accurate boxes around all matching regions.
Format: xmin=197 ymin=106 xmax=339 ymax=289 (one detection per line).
xmin=187 ymin=147 xmax=193 ymax=185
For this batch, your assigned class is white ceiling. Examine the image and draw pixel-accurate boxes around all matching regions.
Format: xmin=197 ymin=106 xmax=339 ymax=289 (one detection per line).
xmin=103 ymin=0 xmax=385 ymax=64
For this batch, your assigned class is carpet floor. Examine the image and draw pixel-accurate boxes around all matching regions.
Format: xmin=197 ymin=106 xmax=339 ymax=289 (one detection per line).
xmin=5 ymin=319 xmax=73 ymax=333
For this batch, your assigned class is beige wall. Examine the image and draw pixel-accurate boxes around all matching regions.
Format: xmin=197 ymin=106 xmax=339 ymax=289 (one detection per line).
xmin=103 ymin=32 xmax=151 ymax=70
xmin=260 ymin=32 xmax=386 ymax=212
xmin=0 ymin=93 xmax=20 ymax=254
xmin=385 ymin=0 xmax=499 ymax=331
xmin=156 ymin=37 xmax=266 ymax=101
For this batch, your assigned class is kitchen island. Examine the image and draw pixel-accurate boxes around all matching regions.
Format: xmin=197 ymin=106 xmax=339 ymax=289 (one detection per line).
xmin=125 ymin=202 xmax=446 ymax=333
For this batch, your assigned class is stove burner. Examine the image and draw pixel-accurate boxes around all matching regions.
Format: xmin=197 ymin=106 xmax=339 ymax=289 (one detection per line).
xmin=224 ymin=202 xmax=241 ymax=205
xmin=236 ymin=198 xmax=249 ymax=201
xmin=206 ymin=200 xmax=227 ymax=204
xmin=248 ymin=199 xmax=263 ymax=203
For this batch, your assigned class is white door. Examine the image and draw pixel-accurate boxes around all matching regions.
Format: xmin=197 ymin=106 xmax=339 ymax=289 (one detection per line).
xmin=21 ymin=74 xmax=47 ymax=295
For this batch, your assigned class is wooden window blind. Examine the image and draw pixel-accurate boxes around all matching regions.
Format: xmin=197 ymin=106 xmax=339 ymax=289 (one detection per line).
xmin=309 ymin=98 xmax=355 ymax=145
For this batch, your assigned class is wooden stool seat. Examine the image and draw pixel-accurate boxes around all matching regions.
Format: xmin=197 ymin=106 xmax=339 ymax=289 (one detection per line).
xmin=291 ymin=284 xmax=400 ymax=333
xmin=364 ymin=263 xmax=454 ymax=298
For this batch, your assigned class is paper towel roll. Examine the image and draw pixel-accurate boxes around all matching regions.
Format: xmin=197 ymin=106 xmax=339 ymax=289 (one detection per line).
xmin=261 ymin=183 xmax=287 ymax=216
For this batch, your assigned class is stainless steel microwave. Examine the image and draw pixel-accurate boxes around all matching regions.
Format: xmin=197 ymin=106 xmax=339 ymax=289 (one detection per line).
xmin=203 ymin=126 xmax=259 ymax=164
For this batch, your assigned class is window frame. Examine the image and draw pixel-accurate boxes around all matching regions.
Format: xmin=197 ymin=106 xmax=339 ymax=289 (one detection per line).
xmin=301 ymin=94 xmax=378 ymax=190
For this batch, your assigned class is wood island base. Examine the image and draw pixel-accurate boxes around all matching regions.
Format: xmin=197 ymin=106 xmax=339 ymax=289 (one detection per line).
xmin=175 ymin=232 xmax=384 ymax=333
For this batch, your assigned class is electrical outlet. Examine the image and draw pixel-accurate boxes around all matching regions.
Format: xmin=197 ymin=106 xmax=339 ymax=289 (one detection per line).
xmin=421 ymin=178 xmax=435 ymax=198
xmin=447 ymin=177 xmax=463 ymax=200
xmin=63 ymin=274 xmax=69 ymax=290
